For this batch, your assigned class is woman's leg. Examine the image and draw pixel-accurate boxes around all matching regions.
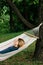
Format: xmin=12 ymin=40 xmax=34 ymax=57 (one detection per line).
xmin=0 ymin=46 xmax=18 ymax=54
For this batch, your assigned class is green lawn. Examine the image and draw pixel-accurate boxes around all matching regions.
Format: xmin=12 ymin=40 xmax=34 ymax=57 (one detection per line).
xmin=0 ymin=32 xmax=43 ymax=65
xmin=0 ymin=31 xmax=23 ymax=43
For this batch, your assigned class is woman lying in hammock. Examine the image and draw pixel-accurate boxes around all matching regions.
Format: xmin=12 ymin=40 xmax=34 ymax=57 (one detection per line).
xmin=0 ymin=38 xmax=25 ymax=54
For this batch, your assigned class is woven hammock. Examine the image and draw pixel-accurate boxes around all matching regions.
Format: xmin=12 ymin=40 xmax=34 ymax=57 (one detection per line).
xmin=0 ymin=32 xmax=38 ymax=61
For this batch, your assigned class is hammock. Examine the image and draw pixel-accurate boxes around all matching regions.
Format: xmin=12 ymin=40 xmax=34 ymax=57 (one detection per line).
xmin=0 ymin=32 xmax=38 ymax=61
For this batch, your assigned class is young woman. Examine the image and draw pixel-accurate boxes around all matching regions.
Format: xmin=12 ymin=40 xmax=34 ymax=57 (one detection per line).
xmin=0 ymin=38 xmax=25 ymax=54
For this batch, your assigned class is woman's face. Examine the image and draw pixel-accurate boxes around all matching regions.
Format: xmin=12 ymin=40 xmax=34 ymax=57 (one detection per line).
xmin=14 ymin=39 xmax=18 ymax=47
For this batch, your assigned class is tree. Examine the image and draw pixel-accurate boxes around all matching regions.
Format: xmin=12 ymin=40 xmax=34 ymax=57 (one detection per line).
xmin=22 ymin=0 xmax=28 ymax=21
xmin=9 ymin=6 xmax=15 ymax=32
xmin=0 ymin=0 xmax=39 ymax=33
xmin=33 ymin=0 xmax=43 ymax=60
xmin=6 ymin=0 xmax=34 ymax=29
xmin=9 ymin=0 xmax=15 ymax=32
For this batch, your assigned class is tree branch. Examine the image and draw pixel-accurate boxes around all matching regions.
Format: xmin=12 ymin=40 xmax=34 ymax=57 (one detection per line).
xmin=7 ymin=0 xmax=34 ymax=28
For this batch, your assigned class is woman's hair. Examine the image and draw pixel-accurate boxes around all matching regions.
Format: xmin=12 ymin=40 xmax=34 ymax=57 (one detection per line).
xmin=18 ymin=38 xmax=25 ymax=47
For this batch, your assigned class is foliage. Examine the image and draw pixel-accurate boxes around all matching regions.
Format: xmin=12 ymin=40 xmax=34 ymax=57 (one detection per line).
xmin=0 ymin=6 xmax=10 ymax=33
xmin=0 ymin=0 xmax=39 ymax=33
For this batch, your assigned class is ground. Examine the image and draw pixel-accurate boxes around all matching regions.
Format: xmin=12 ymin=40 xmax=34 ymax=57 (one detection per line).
xmin=0 ymin=32 xmax=43 ymax=65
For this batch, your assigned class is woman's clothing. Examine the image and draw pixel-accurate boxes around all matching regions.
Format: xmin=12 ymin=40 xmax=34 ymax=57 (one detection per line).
xmin=0 ymin=46 xmax=18 ymax=54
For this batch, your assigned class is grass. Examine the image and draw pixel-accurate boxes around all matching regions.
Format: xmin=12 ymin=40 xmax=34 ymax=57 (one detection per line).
xmin=0 ymin=31 xmax=23 ymax=43
xmin=0 ymin=32 xmax=43 ymax=65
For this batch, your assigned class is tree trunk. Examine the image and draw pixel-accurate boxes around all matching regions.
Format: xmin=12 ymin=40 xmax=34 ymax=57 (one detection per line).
xmin=33 ymin=24 xmax=43 ymax=60
xmin=9 ymin=6 xmax=14 ymax=32
xmin=22 ymin=0 xmax=28 ymax=21
xmin=33 ymin=0 xmax=43 ymax=60
xmin=41 ymin=0 xmax=43 ymax=22
xmin=38 ymin=0 xmax=41 ymax=23
xmin=6 ymin=0 xmax=34 ymax=29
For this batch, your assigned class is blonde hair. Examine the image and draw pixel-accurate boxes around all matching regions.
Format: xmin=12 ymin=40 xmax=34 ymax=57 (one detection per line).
xmin=18 ymin=38 xmax=25 ymax=47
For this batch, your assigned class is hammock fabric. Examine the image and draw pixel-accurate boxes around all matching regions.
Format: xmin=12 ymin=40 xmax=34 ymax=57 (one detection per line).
xmin=0 ymin=32 xmax=38 ymax=61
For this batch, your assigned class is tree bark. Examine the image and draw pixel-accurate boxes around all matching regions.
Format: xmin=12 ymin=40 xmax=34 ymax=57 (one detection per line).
xmin=33 ymin=24 xmax=43 ymax=60
xmin=33 ymin=0 xmax=43 ymax=60
xmin=22 ymin=0 xmax=28 ymax=21
xmin=9 ymin=6 xmax=14 ymax=32
xmin=6 ymin=0 xmax=34 ymax=29
xmin=38 ymin=0 xmax=42 ymax=23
